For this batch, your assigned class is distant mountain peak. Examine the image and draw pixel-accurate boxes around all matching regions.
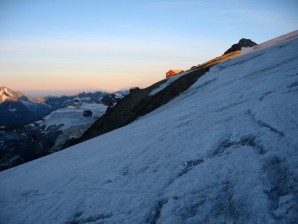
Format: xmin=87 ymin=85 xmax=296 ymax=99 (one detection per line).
xmin=223 ymin=38 xmax=257 ymax=55
xmin=0 ymin=86 xmax=27 ymax=103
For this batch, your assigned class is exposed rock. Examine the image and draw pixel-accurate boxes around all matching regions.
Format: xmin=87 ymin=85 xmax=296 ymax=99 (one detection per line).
xmin=224 ymin=38 xmax=257 ymax=55
xmin=83 ymin=110 xmax=93 ymax=117
xmin=63 ymin=51 xmax=242 ymax=149
xmin=129 ymin=87 xmax=140 ymax=93
xmin=101 ymin=95 xmax=115 ymax=107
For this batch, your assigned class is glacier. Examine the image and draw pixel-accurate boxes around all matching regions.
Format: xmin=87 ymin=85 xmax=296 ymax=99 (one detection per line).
xmin=0 ymin=31 xmax=298 ymax=224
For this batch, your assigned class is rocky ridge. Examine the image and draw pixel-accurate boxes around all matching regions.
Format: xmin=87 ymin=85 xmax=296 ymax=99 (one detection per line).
xmin=224 ymin=38 xmax=257 ymax=55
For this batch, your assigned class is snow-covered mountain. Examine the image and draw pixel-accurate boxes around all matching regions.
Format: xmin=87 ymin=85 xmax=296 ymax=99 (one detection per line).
xmin=0 ymin=88 xmax=127 ymax=127
xmin=32 ymin=91 xmax=128 ymax=152
xmin=35 ymin=90 xmax=128 ymax=132
xmin=1 ymin=31 xmax=298 ymax=224
xmin=0 ymin=87 xmax=50 ymax=124
xmin=0 ymin=88 xmax=50 ymax=126
xmin=43 ymin=91 xmax=125 ymax=111
xmin=0 ymin=90 xmax=128 ymax=171
xmin=0 ymin=87 xmax=28 ymax=103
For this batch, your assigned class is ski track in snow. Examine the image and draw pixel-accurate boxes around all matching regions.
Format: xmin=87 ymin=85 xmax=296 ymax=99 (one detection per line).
xmin=0 ymin=32 xmax=298 ymax=224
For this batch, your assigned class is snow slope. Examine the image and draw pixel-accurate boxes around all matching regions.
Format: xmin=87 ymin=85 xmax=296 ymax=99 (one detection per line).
xmin=1 ymin=32 xmax=298 ymax=224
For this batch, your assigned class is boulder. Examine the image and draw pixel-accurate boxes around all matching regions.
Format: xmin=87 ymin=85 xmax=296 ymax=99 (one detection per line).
xmin=83 ymin=110 xmax=92 ymax=117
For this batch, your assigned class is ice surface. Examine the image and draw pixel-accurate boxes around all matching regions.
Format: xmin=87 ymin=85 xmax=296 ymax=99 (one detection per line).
xmin=0 ymin=32 xmax=298 ymax=224
xmin=40 ymin=103 xmax=107 ymax=131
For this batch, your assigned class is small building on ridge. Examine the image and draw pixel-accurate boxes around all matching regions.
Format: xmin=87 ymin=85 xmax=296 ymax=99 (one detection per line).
xmin=166 ymin=70 xmax=184 ymax=78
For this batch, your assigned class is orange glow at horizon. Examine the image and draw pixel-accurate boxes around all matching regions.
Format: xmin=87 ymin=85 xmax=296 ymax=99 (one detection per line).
xmin=0 ymin=33 xmax=221 ymax=97
xmin=1 ymin=68 xmax=167 ymax=96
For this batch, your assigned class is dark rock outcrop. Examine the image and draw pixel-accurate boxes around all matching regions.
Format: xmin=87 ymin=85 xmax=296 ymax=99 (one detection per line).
xmin=101 ymin=95 xmax=115 ymax=107
xmin=0 ymin=101 xmax=50 ymax=126
xmin=0 ymin=124 xmax=62 ymax=171
xmin=63 ymin=51 xmax=242 ymax=149
xmin=83 ymin=110 xmax=93 ymax=117
xmin=224 ymin=38 xmax=257 ymax=55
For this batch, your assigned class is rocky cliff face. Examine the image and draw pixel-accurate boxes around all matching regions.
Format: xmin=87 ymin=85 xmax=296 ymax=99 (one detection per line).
xmin=224 ymin=38 xmax=257 ymax=55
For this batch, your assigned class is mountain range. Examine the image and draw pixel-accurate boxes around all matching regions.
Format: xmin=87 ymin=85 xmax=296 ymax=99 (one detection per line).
xmin=0 ymin=87 xmax=50 ymax=126
xmin=0 ymin=31 xmax=297 ymax=223
xmin=0 ymin=89 xmax=128 ymax=171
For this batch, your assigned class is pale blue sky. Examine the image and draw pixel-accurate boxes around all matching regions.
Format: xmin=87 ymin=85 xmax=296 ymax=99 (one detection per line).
xmin=0 ymin=0 xmax=297 ymax=96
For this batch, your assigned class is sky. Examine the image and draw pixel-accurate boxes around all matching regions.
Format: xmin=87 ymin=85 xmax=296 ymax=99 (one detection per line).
xmin=0 ymin=0 xmax=297 ymax=97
